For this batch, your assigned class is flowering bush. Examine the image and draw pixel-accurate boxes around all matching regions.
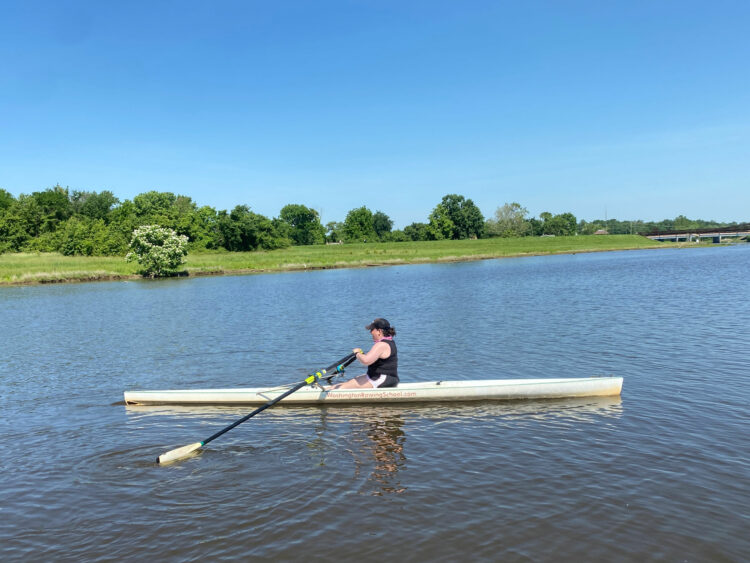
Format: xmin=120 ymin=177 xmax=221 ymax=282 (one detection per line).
xmin=126 ymin=225 xmax=188 ymax=278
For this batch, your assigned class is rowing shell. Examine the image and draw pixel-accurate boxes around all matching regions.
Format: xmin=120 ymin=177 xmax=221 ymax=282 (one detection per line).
xmin=123 ymin=377 xmax=623 ymax=405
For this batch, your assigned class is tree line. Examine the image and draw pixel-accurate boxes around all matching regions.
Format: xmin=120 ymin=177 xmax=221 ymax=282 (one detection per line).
xmin=0 ymin=185 xmax=742 ymax=256
xmin=0 ymin=187 xmax=488 ymax=255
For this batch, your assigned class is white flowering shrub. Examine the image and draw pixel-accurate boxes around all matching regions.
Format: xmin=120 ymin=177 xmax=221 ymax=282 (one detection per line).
xmin=126 ymin=225 xmax=189 ymax=278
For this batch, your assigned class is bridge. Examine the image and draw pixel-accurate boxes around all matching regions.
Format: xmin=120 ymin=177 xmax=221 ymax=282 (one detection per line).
xmin=645 ymin=224 xmax=750 ymax=243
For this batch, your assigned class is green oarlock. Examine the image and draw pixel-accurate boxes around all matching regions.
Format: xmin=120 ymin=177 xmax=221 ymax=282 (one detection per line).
xmin=305 ymin=370 xmax=326 ymax=384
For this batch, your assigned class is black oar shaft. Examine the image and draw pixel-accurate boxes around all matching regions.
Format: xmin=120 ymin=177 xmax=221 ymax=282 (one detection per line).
xmin=202 ymin=380 xmax=306 ymax=446
xmin=201 ymin=352 xmax=356 ymax=447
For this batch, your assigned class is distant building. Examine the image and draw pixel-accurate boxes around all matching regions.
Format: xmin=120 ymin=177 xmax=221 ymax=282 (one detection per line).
xmin=594 ymin=229 xmax=609 ymax=235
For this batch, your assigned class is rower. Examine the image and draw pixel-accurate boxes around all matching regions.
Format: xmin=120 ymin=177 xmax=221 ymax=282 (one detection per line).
xmin=328 ymin=318 xmax=398 ymax=389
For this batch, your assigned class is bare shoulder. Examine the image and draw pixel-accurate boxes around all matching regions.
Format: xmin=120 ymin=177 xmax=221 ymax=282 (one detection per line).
xmin=373 ymin=340 xmax=391 ymax=358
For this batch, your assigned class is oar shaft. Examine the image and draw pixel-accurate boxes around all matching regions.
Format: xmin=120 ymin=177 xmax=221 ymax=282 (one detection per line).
xmin=201 ymin=379 xmax=307 ymax=446
xmin=201 ymin=352 xmax=356 ymax=447
xmin=156 ymin=353 xmax=356 ymax=463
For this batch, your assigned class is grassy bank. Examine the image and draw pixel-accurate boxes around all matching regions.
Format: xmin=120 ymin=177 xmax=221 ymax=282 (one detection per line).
xmin=0 ymin=235 xmax=674 ymax=285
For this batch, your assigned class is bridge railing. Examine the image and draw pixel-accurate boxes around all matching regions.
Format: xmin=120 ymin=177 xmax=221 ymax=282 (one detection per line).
xmin=645 ymin=223 xmax=750 ymax=237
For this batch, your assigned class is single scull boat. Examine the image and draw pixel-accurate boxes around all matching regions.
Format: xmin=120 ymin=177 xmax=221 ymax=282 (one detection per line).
xmin=124 ymin=376 xmax=622 ymax=406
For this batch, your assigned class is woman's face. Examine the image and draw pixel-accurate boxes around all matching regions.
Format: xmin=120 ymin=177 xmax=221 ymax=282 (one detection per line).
xmin=370 ymin=328 xmax=383 ymax=341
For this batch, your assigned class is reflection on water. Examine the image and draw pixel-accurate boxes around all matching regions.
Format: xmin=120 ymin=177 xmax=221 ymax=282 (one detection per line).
xmin=125 ymin=397 xmax=622 ymax=495
xmin=352 ymin=414 xmax=407 ymax=495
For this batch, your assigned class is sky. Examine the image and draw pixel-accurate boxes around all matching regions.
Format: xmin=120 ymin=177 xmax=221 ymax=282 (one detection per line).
xmin=1 ymin=0 xmax=749 ymax=228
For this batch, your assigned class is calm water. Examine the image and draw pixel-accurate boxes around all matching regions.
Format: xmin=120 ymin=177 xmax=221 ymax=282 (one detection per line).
xmin=1 ymin=245 xmax=748 ymax=561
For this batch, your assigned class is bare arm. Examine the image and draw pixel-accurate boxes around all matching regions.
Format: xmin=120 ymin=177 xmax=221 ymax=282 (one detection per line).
xmin=354 ymin=341 xmax=391 ymax=366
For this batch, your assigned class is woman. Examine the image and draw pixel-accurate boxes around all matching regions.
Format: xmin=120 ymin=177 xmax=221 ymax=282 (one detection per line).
xmin=329 ymin=318 xmax=398 ymax=389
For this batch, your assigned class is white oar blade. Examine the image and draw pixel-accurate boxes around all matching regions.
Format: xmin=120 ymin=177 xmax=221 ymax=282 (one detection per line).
xmin=157 ymin=442 xmax=203 ymax=464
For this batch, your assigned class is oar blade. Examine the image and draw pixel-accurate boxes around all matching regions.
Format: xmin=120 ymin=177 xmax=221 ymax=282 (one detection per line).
xmin=157 ymin=441 xmax=203 ymax=464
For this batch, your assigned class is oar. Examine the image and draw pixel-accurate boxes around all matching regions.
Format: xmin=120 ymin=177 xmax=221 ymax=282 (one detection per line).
xmin=156 ymin=352 xmax=357 ymax=464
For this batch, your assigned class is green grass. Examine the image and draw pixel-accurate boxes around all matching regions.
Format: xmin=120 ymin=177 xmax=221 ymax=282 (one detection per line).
xmin=0 ymin=235 xmax=674 ymax=285
xmin=0 ymin=252 xmax=139 ymax=284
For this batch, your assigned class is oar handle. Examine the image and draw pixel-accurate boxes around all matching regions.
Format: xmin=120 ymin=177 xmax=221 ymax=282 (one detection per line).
xmin=319 ymin=353 xmax=358 ymax=383
xmin=330 ymin=352 xmax=357 ymax=372
xmin=323 ymin=353 xmax=358 ymax=374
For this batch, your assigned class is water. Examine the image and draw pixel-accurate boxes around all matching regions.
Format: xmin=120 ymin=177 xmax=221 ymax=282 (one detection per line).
xmin=1 ymin=245 xmax=748 ymax=561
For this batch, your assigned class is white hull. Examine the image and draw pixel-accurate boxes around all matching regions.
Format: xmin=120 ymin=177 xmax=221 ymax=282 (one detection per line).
xmin=124 ymin=377 xmax=623 ymax=405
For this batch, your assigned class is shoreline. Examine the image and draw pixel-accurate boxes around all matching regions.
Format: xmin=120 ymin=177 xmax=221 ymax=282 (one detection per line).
xmin=0 ymin=235 xmax=703 ymax=287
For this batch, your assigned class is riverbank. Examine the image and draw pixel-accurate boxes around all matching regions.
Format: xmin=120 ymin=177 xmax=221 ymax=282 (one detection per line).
xmin=0 ymin=235 xmax=681 ymax=285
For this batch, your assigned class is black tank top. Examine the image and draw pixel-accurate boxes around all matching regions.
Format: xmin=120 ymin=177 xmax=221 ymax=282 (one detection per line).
xmin=367 ymin=340 xmax=398 ymax=379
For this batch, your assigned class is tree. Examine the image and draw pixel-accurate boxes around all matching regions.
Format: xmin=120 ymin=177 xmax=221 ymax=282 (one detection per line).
xmin=129 ymin=191 xmax=224 ymax=247
xmin=71 ymin=190 xmax=119 ymax=222
xmin=462 ymin=199 xmax=485 ymax=239
xmin=383 ymin=229 xmax=409 ymax=242
xmin=556 ymin=212 xmax=577 ymax=236
xmin=540 ymin=212 xmax=577 ymax=236
xmin=403 ymin=222 xmax=429 ymax=241
xmin=126 ymin=225 xmax=189 ymax=277
xmin=279 ymin=204 xmax=325 ymax=245
xmin=10 ymin=194 xmax=43 ymax=240
xmin=372 ymin=211 xmax=394 ymax=240
xmin=58 ymin=217 xmax=116 ymax=256
xmin=343 ymin=206 xmax=377 ymax=242
xmin=577 ymin=219 xmax=603 ymax=235
xmin=106 ymin=200 xmax=139 ymax=251
xmin=427 ymin=205 xmax=454 ymax=240
xmin=0 ymin=191 xmax=22 ymax=252
xmin=0 ymin=189 xmax=15 ymax=211
xmin=132 ymin=191 xmax=203 ymax=236
xmin=429 ymin=194 xmax=485 ymax=239
xmin=31 ymin=185 xmax=73 ymax=233
xmin=325 ymin=221 xmax=344 ymax=243
xmin=527 ymin=217 xmax=542 ymax=236
xmin=217 ymin=205 xmax=289 ymax=251
xmin=0 ymin=201 xmax=31 ymax=252
xmin=188 ymin=205 xmax=222 ymax=250
xmin=486 ymin=202 xmax=530 ymax=237
xmin=673 ymin=214 xmax=698 ymax=231
xmin=133 ymin=191 xmax=178 ymax=220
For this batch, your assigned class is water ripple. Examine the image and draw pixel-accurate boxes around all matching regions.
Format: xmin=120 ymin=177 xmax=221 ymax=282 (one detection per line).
xmin=1 ymin=246 xmax=749 ymax=561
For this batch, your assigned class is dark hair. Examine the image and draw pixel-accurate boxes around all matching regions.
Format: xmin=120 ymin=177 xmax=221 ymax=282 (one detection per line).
xmin=366 ymin=318 xmax=396 ymax=337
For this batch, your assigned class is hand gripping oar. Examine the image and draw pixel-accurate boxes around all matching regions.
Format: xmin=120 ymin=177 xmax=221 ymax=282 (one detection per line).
xmin=156 ymin=353 xmax=357 ymax=464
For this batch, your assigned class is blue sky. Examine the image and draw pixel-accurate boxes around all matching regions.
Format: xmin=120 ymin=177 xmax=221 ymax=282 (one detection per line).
xmin=1 ymin=1 xmax=748 ymax=228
